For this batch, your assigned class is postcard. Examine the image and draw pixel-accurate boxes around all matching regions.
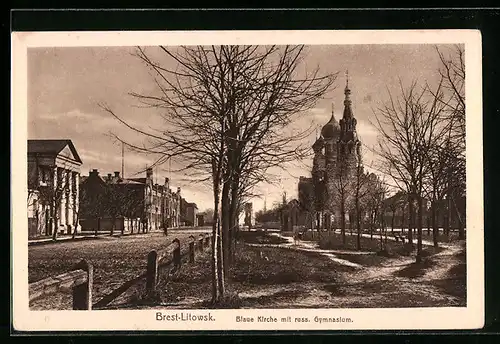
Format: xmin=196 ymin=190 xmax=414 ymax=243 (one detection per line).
xmin=11 ymin=29 xmax=483 ymax=331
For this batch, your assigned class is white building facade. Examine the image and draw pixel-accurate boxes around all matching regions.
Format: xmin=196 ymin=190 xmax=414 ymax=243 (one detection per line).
xmin=27 ymin=139 xmax=83 ymax=238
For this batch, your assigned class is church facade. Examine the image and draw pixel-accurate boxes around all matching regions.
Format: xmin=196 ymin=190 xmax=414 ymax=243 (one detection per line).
xmin=299 ymin=80 xmax=362 ymax=230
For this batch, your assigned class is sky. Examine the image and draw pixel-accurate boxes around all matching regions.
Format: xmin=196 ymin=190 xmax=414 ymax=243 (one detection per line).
xmin=28 ymin=44 xmax=455 ymax=213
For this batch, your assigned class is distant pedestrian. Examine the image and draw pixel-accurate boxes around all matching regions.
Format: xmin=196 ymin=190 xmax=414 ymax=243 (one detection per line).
xmin=293 ymin=229 xmax=302 ymax=245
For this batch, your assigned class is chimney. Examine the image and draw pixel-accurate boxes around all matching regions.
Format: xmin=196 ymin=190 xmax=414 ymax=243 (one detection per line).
xmin=90 ymin=169 xmax=99 ymax=176
xmin=177 ymin=187 xmax=181 ymax=194
xmin=114 ymin=171 xmax=120 ymax=178
xmin=146 ymin=167 xmax=153 ymax=179
xmin=107 ymin=173 xmax=112 ymax=180
xmin=165 ymin=177 xmax=169 ymax=184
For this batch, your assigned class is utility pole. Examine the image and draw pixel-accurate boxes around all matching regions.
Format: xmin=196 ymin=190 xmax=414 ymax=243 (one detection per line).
xmin=121 ymin=142 xmax=124 ymax=177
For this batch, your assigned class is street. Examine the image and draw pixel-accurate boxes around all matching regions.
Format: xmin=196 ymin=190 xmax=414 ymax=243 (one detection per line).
xmin=28 ymin=229 xmax=210 ymax=310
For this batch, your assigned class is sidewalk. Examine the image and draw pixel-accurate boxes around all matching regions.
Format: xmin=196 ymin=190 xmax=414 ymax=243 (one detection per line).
xmin=28 ymin=227 xmax=213 ymax=246
xmin=27 ymin=229 xmax=195 ymax=246
xmin=28 ymin=231 xmax=143 ymax=246
xmin=28 ymin=233 xmax=106 ymax=246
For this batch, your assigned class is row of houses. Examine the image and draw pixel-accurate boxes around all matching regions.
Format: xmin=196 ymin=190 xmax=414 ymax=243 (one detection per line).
xmin=27 ymin=139 xmax=199 ymax=238
xmin=276 ymin=190 xmax=466 ymax=232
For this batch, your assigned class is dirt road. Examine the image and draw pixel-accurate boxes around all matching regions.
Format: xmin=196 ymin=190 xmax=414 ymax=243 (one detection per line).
xmin=28 ymin=230 xmax=210 ymax=310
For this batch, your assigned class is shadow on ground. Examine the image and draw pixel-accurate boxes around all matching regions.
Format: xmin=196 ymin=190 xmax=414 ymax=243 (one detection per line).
xmin=111 ymin=231 xmax=466 ymax=310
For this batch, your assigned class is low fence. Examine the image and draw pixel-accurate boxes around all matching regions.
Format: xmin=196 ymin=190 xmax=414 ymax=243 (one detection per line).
xmin=92 ymin=233 xmax=213 ymax=309
xmin=145 ymin=233 xmax=212 ymax=295
xmin=29 ymin=234 xmax=213 ymax=310
xmin=29 ymin=260 xmax=93 ymax=310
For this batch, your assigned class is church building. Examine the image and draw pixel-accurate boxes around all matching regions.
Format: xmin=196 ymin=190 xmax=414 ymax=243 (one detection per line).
xmin=299 ymin=77 xmax=362 ymax=230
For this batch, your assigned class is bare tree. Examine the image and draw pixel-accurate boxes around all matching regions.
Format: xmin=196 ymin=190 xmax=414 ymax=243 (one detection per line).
xmin=29 ymin=165 xmax=80 ymax=241
xmin=102 ymin=183 xmax=142 ymax=236
xmin=101 ymin=45 xmax=335 ymax=304
xmin=326 ymin=152 xmax=353 ymax=246
xmin=423 ymin=135 xmax=451 ymax=247
xmin=363 ymin=173 xmax=386 ymax=242
xmin=422 ymin=45 xmax=466 ymax=242
xmin=79 ymin=182 xmax=105 ymax=236
xmin=437 ymin=45 xmax=466 ymax=240
xmin=435 ymin=45 xmax=465 ymax=147
xmin=352 ymin=153 xmax=375 ymax=250
xmin=373 ymin=79 xmax=448 ymax=263
xmin=298 ymin=178 xmax=316 ymax=232
xmin=386 ymin=191 xmax=405 ymax=234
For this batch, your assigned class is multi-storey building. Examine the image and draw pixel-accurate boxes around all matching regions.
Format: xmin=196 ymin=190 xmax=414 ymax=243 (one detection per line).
xmin=183 ymin=199 xmax=199 ymax=227
xmin=27 ymin=139 xmax=83 ymax=238
xmin=79 ymin=167 xmax=182 ymax=233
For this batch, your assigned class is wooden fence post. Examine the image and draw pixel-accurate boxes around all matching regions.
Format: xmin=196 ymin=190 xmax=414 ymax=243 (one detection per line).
xmin=198 ymin=234 xmax=204 ymax=251
xmin=72 ymin=259 xmax=93 ymax=310
xmin=146 ymin=250 xmax=158 ymax=294
xmin=189 ymin=235 xmax=195 ymax=263
xmin=205 ymin=235 xmax=210 ymax=247
xmin=172 ymin=238 xmax=181 ymax=269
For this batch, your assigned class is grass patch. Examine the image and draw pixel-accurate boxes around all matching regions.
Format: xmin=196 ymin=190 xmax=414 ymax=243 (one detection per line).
xmin=232 ymin=246 xmax=349 ymax=285
xmin=429 ymin=250 xmax=466 ymax=301
xmin=238 ymin=231 xmax=289 ymax=245
xmin=239 ymin=289 xmax=304 ymax=307
xmin=395 ymin=259 xmax=436 ymax=279
xmin=136 ymin=243 xmax=348 ymax=308
xmin=335 ymin=253 xmax=385 ymax=267
xmin=153 ymin=250 xmax=214 ymax=304
xmin=314 ymin=232 xmax=407 ymax=254
xmin=201 ymin=291 xmax=243 ymax=309
xmin=322 ymin=283 xmax=347 ymax=296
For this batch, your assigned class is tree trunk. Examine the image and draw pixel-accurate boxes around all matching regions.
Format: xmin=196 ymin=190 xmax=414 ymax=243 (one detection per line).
xmin=408 ymin=196 xmax=414 ymax=248
xmin=211 ymin=219 xmax=218 ymax=303
xmin=458 ymin=215 xmax=465 ymax=240
xmin=211 ymin=194 xmax=220 ymax=304
xmin=51 ymin=204 xmax=58 ymax=241
xmin=216 ymin=217 xmax=225 ymax=299
xmin=431 ymin=201 xmax=439 ymax=248
xmin=356 ymin=203 xmax=361 ymax=250
xmin=340 ymin=202 xmax=346 ymax=246
xmin=456 ymin=199 xmax=465 ymax=240
xmin=384 ymin=216 xmax=388 ymax=245
xmin=349 ymin=213 xmax=353 ymax=235
xmin=379 ymin=213 xmax=383 ymax=251
xmin=370 ymin=213 xmax=373 ymax=240
xmin=427 ymin=212 xmax=431 ymax=236
xmin=391 ymin=210 xmax=395 ymax=233
xmin=228 ymin=175 xmax=240 ymax=267
xmin=416 ymin=195 xmax=423 ymax=263
xmin=221 ymin=180 xmax=231 ymax=278
xmin=445 ymin=197 xmax=452 ymax=238
xmin=401 ymin=205 xmax=405 ymax=236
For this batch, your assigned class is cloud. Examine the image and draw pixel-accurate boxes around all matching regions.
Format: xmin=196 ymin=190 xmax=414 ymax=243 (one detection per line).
xmin=28 ymin=45 xmax=449 ymax=215
xmin=357 ymin=119 xmax=378 ymax=139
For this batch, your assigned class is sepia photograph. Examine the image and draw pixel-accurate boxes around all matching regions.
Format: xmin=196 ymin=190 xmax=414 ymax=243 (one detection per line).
xmin=12 ymin=30 xmax=483 ymax=331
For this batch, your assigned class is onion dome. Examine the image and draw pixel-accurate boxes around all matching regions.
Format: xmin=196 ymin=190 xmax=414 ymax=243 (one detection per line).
xmin=312 ymin=136 xmax=324 ymax=152
xmin=321 ymin=113 xmax=340 ymax=140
